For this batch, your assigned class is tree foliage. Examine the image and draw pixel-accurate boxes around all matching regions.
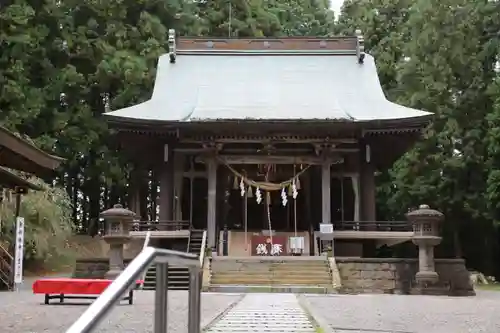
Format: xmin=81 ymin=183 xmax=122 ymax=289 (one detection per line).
xmin=3 ymin=0 xmax=500 ymax=276
xmin=338 ymin=0 xmax=500 ymax=274
xmin=0 ymin=179 xmax=74 ymax=263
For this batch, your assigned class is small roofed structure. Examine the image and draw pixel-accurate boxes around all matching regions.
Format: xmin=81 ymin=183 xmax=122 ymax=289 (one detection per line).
xmin=0 ymin=125 xmax=63 ymax=290
xmin=0 ymin=125 xmax=63 ymax=194
xmin=105 ymin=31 xmax=432 ymax=258
xmin=0 ymin=125 xmax=64 ymax=177
xmin=0 ymin=167 xmax=42 ymax=192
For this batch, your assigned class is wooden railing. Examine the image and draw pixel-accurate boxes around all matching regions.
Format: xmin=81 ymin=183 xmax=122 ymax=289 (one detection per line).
xmin=131 ymin=220 xmax=191 ymax=232
xmin=97 ymin=220 xmax=191 ymax=235
xmin=333 ymin=221 xmax=412 ymax=232
xmin=0 ymin=243 xmax=13 ymax=290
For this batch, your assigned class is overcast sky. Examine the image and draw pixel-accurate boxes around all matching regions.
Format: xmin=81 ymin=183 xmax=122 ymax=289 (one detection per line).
xmin=331 ymin=0 xmax=344 ymax=17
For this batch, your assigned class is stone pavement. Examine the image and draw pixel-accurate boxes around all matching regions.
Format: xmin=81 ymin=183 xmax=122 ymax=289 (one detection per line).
xmin=1 ymin=289 xmax=499 ymax=332
xmin=205 ymin=293 xmax=316 ymax=332
xmin=0 ymin=290 xmax=242 ymax=333
xmin=302 ymin=290 xmax=500 ymax=333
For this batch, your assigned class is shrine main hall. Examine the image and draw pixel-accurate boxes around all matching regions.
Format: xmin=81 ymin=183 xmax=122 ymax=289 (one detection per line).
xmin=104 ymin=30 xmax=432 ymax=258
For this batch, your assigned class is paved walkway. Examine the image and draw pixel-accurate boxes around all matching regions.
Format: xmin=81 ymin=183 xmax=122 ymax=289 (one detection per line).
xmin=1 ymin=289 xmax=499 ymax=332
xmin=0 ymin=290 xmax=241 ymax=333
xmin=302 ymin=291 xmax=500 ymax=333
xmin=205 ymin=294 xmax=315 ymax=332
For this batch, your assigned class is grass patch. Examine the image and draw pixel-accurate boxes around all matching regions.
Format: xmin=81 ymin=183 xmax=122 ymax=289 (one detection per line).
xmin=24 ymin=250 xmax=76 ymax=277
xmin=476 ymin=284 xmax=500 ymax=291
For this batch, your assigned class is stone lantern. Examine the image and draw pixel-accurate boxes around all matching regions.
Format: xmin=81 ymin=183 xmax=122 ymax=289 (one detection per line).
xmin=406 ymin=204 xmax=444 ymax=286
xmin=100 ymin=204 xmax=136 ymax=279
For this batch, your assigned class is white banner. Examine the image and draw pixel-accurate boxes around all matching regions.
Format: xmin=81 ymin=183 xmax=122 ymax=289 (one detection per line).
xmin=14 ymin=217 xmax=25 ymax=284
xmin=319 ymin=223 xmax=333 ymax=234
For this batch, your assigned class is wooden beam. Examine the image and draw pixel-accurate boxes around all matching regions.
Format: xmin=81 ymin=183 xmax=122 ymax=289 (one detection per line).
xmin=180 ymin=138 xmax=358 ymax=144
xmin=197 ymin=155 xmax=344 ymax=165
xmin=183 ymin=171 xmax=207 ymax=178
xmin=176 ymin=147 xmax=358 ymax=154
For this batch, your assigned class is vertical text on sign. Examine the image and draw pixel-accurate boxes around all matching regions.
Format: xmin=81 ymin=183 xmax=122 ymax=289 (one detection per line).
xmin=14 ymin=216 xmax=25 ymax=285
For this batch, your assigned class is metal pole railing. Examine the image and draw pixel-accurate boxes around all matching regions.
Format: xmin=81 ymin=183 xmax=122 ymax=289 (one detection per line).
xmin=139 ymin=230 xmax=152 ymax=289
xmin=154 ymin=262 xmax=169 ymax=333
xmin=65 ymin=247 xmax=201 ymax=333
xmin=188 ymin=267 xmax=201 ymax=333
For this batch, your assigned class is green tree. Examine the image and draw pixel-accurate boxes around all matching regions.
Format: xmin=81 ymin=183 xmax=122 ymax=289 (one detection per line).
xmin=195 ymin=0 xmax=335 ymax=37
xmin=336 ymin=0 xmax=414 ymax=99
xmin=386 ymin=0 xmax=500 ymax=273
xmin=0 ymin=179 xmax=74 ymax=265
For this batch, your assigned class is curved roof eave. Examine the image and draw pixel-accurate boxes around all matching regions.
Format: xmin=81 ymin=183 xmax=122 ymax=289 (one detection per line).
xmin=0 ymin=167 xmax=44 ymax=191
xmin=0 ymin=126 xmax=65 ymax=174
xmin=104 ymin=111 xmax=433 ymax=128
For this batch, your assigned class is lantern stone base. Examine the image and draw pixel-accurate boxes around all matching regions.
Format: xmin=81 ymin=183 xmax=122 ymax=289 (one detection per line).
xmin=103 ymin=236 xmax=131 ymax=280
xmin=105 ymin=268 xmax=124 ymax=279
xmin=415 ymin=271 xmax=439 ymax=285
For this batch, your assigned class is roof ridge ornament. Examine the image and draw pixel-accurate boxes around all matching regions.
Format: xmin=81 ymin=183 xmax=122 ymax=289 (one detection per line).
xmin=168 ymin=29 xmax=176 ymax=63
xmin=355 ymin=29 xmax=365 ymax=64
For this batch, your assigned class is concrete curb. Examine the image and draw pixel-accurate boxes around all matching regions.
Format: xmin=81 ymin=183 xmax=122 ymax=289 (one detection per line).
xmin=297 ymin=294 xmax=335 ymax=333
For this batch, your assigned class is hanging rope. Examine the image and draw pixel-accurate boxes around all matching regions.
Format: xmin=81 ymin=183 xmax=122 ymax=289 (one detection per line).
xmin=265 ymin=167 xmax=273 ymax=249
xmin=220 ymin=158 xmax=311 ymax=191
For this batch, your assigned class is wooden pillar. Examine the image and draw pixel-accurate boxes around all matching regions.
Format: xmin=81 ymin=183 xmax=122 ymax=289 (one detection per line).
xmin=159 ymin=146 xmax=174 ymax=222
xmin=304 ymin=171 xmax=315 ymax=255
xmin=207 ymin=157 xmax=217 ymax=250
xmin=351 ymin=175 xmax=360 ymax=221
xmin=216 ymin=168 xmax=226 ymax=245
xmin=321 ymin=162 xmax=331 ymax=224
xmin=360 ymin=142 xmax=376 ymax=221
xmin=173 ymin=154 xmax=184 ymax=221
xmin=128 ymin=169 xmax=141 ymax=217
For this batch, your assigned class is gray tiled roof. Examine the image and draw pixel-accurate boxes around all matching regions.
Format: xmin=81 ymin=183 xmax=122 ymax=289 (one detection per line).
xmin=105 ymin=53 xmax=431 ymax=122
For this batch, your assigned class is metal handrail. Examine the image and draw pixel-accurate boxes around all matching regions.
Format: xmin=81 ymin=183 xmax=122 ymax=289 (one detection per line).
xmin=65 ymin=247 xmax=201 ymax=333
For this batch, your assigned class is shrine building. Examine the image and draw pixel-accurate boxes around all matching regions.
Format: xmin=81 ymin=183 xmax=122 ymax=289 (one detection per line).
xmin=105 ymin=30 xmax=432 ymax=258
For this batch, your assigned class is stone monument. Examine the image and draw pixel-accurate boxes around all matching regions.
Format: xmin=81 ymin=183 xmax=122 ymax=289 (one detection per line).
xmin=100 ymin=204 xmax=136 ymax=279
xmin=406 ymin=204 xmax=444 ymax=288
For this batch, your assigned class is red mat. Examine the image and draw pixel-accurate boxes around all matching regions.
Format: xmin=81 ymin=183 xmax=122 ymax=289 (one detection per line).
xmin=32 ymin=278 xmax=144 ymax=295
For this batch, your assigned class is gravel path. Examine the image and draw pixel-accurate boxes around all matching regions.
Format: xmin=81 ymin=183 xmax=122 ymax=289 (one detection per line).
xmin=0 ymin=290 xmax=242 ymax=333
xmin=302 ymin=290 xmax=500 ymax=333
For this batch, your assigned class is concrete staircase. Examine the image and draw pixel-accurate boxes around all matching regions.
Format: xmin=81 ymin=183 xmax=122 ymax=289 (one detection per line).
xmin=143 ymin=230 xmax=205 ymax=290
xmin=209 ymin=257 xmax=335 ymax=293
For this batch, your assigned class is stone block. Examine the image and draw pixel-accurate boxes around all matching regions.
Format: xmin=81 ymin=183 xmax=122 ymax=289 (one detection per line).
xmin=337 ymin=258 xmax=474 ymax=296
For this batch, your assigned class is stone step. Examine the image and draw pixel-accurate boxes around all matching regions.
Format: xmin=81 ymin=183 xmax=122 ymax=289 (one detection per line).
xmin=212 ymin=272 xmax=331 ymax=279
xmin=211 ymin=277 xmax=332 ymax=285
xmin=208 ymin=285 xmax=333 ymax=294
xmin=211 ymin=264 xmax=329 ymax=272
xmin=212 ymin=268 xmax=330 ymax=276
xmin=212 ymin=260 xmax=327 ymax=265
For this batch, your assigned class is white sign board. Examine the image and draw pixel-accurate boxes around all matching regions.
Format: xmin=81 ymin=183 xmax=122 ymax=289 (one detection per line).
xmin=14 ymin=217 xmax=25 ymax=284
xmin=289 ymin=237 xmax=304 ymax=250
xmin=319 ymin=223 xmax=333 ymax=234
